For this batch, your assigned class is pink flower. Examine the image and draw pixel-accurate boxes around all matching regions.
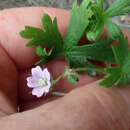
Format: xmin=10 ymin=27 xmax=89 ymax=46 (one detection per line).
xmin=27 ymin=66 xmax=51 ymax=98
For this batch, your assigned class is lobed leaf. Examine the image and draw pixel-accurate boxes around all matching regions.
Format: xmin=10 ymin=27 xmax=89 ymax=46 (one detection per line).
xmin=100 ymin=37 xmax=130 ymax=87
xmin=105 ymin=20 xmax=123 ymax=39
xmin=104 ymin=0 xmax=130 ymax=17
xmin=64 ymin=0 xmax=92 ymax=50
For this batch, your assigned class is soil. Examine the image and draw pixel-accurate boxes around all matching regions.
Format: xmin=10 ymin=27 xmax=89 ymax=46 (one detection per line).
xmin=0 ymin=0 xmax=76 ymax=10
xmin=120 ymin=15 xmax=130 ymax=25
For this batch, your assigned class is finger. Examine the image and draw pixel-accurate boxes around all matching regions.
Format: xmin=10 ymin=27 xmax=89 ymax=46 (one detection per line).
xmin=0 ymin=80 xmax=130 ymax=130
xmin=0 ymin=7 xmax=70 ymax=69
xmin=0 ymin=90 xmax=17 ymax=116
xmin=0 ymin=44 xmax=18 ymax=114
xmin=122 ymin=28 xmax=130 ymax=42
xmin=0 ymin=7 xmax=70 ymax=113
xmin=0 ymin=7 xmax=69 ymax=116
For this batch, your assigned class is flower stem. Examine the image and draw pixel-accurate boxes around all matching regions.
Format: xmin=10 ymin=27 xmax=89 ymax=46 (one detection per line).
xmin=52 ymin=66 xmax=105 ymax=87
xmin=53 ymin=72 xmax=67 ymax=85
xmin=52 ymin=92 xmax=66 ymax=96
xmin=71 ymin=67 xmax=105 ymax=73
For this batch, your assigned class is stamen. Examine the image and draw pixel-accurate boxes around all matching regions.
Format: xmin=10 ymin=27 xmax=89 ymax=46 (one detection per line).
xmin=39 ymin=78 xmax=48 ymax=87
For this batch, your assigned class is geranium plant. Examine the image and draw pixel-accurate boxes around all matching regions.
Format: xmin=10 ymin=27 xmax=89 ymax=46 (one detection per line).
xmin=20 ymin=0 xmax=130 ymax=98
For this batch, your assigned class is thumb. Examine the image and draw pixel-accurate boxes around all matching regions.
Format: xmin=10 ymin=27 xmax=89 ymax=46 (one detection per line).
xmin=0 ymin=80 xmax=129 ymax=130
xmin=58 ymin=81 xmax=130 ymax=130
xmin=78 ymin=81 xmax=130 ymax=130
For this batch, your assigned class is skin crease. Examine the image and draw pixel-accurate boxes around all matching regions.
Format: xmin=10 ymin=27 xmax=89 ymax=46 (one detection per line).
xmin=0 ymin=7 xmax=129 ymax=130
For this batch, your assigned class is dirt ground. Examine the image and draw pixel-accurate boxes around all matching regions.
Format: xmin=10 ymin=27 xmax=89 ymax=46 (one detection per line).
xmin=0 ymin=0 xmax=75 ymax=10
xmin=0 ymin=0 xmax=114 ymax=10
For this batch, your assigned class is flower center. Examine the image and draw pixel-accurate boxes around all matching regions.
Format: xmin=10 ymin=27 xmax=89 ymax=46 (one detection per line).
xmin=38 ymin=78 xmax=48 ymax=87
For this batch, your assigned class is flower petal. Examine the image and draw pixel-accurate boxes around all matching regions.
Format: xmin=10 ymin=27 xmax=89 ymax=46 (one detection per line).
xmin=47 ymin=80 xmax=51 ymax=88
xmin=42 ymin=68 xmax=51 ymax=80
xmin=27 ymin=77 xmax=39 ymax=88
xmin=44 ymin=86 xmax=50 ymax=93
xmin=31 ymin=66 xmax=43 ymax=78
xmin=44 ymin=87 xmax=50 ymax=93
xmin=32 ymin=87 xmax=45 ymax=98
xmin=44 ymin=82 xmax=51 ymax=93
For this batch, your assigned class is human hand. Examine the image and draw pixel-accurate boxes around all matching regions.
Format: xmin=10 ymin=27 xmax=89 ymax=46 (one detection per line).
xmin=0 ymin=7 xmax=129 ymax=130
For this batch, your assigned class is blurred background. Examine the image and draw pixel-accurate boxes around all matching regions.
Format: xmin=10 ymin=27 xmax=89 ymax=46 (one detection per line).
xmin=0 ymin=0 xmax=129 ymax=29
xmin=0 ymin=0 xmax=114 ymax=10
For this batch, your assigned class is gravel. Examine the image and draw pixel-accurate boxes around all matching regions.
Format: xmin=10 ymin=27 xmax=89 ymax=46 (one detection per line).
xmin=0 ymin=0 xmax=112 ymax=10
xmin=0 ymin=0 xmax=77 ymax=10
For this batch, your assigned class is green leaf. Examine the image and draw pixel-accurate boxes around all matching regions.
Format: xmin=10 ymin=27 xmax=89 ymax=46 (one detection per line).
xmin=66 ymin=37 xmax=115 ymax=64
xmin=87 ymin=19 xmax=104 ymax=41
xmin=112 ymin=37 xmax=128 ymax=66
xmin=64 ymin=0 xmax=92 ymax=50
xmin=66 ymin=37 xmax=115 ymax=76
xmin=20 ymin=26 xmax=44 ymax=40
xmin=41 ymin=14 xmax=63 ymax=49
xmin=66 ymin=52 xmax=104 ymax=76
xmin=99 ymin=67 xmax=121 ymax=87
xmin=97 ymin=0 xmax=103 ymax=13
xmin=86 ymin=0 xmax=104 ymax=41
xmin=100 ymin=37 xmax=130 ymax=87
xmin=36 ymin=46 xmax=44 ymax=58
xmin=66 ymin=49 xmax=100 ymax=76
xmin=68 ymin=74 xmax=79 ymax=84
xmin=20 ymin=14 xmax=64 ymax=64
xmin=104 ymin=0 xmax=130 ymax=17
xmin=36 ymin=46 xmax=53 ymax=58
xmin=20 ymin=14 xmax=63 ymax=48
xmin=35 ymin=50 xmax=64 ymax=65
xmin=105 ymin=20 xmax=123 ymax=39
xmin=66 ymin=51 xmax=90 ymax=68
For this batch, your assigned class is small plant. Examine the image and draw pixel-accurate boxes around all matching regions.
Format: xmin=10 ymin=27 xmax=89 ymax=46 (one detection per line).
xmin=20 ymin=0 xmax=130 ymax=97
